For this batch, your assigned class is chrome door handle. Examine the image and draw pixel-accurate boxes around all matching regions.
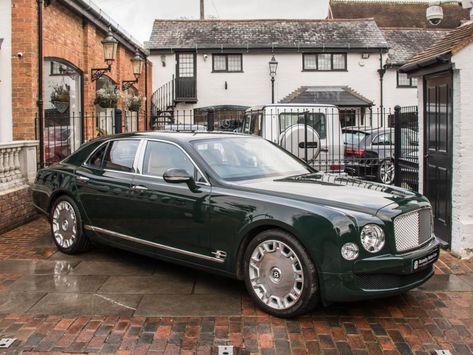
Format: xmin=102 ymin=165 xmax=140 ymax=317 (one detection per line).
xmin=76 ymin=176 xmax=90 ymax=183
xmin=131 ymin=185 xmax=148 ymax=191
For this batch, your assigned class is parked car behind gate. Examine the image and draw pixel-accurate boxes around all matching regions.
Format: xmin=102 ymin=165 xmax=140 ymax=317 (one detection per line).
xmin=343 ymin=127 xmax=418 ymax=185
xmin=242 ymin=104 xmax=344 ymax=173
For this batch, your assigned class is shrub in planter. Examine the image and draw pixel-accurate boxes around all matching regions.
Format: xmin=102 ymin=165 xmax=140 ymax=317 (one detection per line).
xmin=95 ymin=83 xmax=119 ymax=108
xmin=50 ymin=84 xmax=70 ymax=113
xmin=125 ymin=94 xmax=142 ymax=112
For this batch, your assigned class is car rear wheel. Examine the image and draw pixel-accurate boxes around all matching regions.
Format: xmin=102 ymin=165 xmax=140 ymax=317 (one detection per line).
xmin=243 ymin=229 xmax=319 ymax=318
xmin=378 ymin=159 xmax=395 ymax=185
xmin=50 ymin=195 xmax=91 ymax=254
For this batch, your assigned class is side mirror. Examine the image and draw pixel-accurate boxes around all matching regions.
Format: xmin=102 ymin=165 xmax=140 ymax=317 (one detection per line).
xmin=163 ymin=168 xmax=198 ymax=190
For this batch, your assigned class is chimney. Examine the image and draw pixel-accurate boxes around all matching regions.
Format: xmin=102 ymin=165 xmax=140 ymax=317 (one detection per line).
xmin=200 ymin=0 xmax=205 ymax=20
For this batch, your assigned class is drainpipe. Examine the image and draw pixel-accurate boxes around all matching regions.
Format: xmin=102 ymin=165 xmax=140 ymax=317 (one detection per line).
xmin=37 ymin=0 xmax=44 ymax=166
xmin=377 ymin=51 xmax=386 ymax=127
xmin=144 ymin=55 xmax=148 ymax=131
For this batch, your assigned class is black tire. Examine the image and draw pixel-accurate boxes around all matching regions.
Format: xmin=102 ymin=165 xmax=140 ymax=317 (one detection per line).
xmin=243 ymin=229 xmax=319 ymax=318
xmin=377 ymin=159 xmax=395 ymax=185
xmin=50 ymin=195 xmax=91 ymax=254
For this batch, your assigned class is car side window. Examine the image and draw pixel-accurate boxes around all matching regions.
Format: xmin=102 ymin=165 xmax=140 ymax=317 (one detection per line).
xmin=87 ymin=142 xmax=108 ymax=168
xmin=143 ymin=141 xmax=205 ymax=182
xmin=372 ymin=133 xmax=393 ymax=145
xmin=102 ymin=140 xmax=139 ymax=172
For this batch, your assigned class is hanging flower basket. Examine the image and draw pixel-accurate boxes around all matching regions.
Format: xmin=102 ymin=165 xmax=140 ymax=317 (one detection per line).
xmin=52 ymin=101 xmax=70 ymax=113
xmin=125 ymin=94 xmax=142 ymax=112
xmin=50 ymin=84 xmax=70 ymax=113
xmin=95 ymin=84 xmax=119 ymax=108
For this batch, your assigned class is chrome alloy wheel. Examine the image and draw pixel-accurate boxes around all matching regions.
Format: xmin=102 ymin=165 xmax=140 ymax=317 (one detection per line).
xmin=52 ymin=200 xmax=78 ymax=249
xmin=379 ymin=160 xmax=395 ymax=184
xmin=249 ymin=240 xmax=304 ymax=310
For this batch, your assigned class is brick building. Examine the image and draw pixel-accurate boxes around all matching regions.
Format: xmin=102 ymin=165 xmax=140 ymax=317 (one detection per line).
xmin=9 ymin=0 xmax=152 ymax=163
xmin=0 ymin=0 xmax=152 ymax=233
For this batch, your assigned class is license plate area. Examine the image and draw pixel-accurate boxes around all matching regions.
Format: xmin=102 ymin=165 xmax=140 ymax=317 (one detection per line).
xmin=412 ymin=248 xmax=439 ymax=272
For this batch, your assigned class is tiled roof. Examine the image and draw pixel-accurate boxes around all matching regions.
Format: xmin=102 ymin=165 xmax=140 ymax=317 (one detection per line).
xmin=329 ymin=0 xmax=469 ymax=29
xmin=145 ymin=19 xmax=389 ymax=50
xmin=280 ymin=86 xmax=373 ymax=106
xmin=401 ymin=22 xmax=473 ymax=71
xmin=382 ymin=28 xmax=450 ymax=65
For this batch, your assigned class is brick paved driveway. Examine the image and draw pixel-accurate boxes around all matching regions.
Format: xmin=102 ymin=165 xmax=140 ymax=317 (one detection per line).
xmin=0 ymin=218 xmax=473 ymax=354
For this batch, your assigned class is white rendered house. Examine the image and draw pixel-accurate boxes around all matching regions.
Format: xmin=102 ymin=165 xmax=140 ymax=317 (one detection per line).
xmin=146 ymin=19 xmax=394 ymax=127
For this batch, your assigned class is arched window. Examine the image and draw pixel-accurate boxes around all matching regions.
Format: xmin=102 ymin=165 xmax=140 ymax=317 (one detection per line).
xmin=44 ymin=58 xmax=83 ymax=164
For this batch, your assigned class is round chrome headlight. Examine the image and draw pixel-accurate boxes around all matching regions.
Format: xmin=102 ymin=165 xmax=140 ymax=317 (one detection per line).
xmin=341 ymin=242 xmax=359 ymax=261
xmin=360 ymin=224 xmax=385 ymax=253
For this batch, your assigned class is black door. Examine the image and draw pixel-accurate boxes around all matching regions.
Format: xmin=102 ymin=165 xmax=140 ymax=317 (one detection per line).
xmin=175 ymin=52 xmax=197 ymax=102
xmin=75 ymin=139 xmax=140 ymax=235
xmin=129 ymin=140 xmax=213 ymax=259
xmin=424 ymin=71 xmax=453 ymax=245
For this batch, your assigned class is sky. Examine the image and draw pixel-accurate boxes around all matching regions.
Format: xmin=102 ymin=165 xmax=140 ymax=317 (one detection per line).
xmin=93 ymin=0 xmax=330 ymax=44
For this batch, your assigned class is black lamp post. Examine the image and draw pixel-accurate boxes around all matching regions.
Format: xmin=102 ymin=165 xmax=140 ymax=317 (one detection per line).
xmin=91 ymin=28 xmax=118 ymax=82
xmin=269 ymin=55 xmax=278 ymax=104
xmin=122 ymin=49 xmax=144 ymax=90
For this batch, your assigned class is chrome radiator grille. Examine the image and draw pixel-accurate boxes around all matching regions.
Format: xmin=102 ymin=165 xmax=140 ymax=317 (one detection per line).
xmin=394 ymin=208 xmax=432 ymax=252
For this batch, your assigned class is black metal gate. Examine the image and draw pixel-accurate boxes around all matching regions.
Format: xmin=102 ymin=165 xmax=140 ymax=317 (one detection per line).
xmin=394 ymin=105 xmax=419 ymax=191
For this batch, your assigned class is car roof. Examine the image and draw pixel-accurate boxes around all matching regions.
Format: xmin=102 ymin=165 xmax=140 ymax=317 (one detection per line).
xmin=247 ymin=103 xmax=337 ymax=111
xmin=104 ymin=130 xmax=252 ymax=143
xmin=342 ymin=126 xmax=395 ymax=134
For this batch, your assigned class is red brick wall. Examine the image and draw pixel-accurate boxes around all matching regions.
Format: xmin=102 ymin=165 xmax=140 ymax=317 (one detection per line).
xmin=0 ymin=186 xmax=37 ymax=235
xmin=11 ymin=0 xmax=152 ymax=141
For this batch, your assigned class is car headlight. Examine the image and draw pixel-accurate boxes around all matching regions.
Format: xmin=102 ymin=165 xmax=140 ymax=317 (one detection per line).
xmin=341 ymin=242 xmax=359 ymax=260
xmin=360 ymin=224 xmax=385 ymax=253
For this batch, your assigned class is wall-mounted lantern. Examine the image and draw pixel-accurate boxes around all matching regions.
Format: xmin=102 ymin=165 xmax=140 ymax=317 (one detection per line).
xmin=91 ymin=28 xmax=118 ymax=82
xmin=122 ymin=49 xmax=144 ymax=90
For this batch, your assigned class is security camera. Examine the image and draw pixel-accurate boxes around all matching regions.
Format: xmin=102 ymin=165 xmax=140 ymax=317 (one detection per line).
xmin=426 ymin=5 xmax=444 ymax=25
xmin=16 ymin=52 xmax=24 ymax=58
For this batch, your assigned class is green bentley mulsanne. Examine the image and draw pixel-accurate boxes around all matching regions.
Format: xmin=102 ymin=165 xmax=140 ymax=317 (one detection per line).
xmin=32 ymin=132 xmax=440 ymax=317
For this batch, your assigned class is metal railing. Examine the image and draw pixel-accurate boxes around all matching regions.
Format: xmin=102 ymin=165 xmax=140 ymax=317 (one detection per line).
xmin=150 ymin=105 xmax=419 ymax=190
xmin=36 ymin=110 xmax=142 ymax=166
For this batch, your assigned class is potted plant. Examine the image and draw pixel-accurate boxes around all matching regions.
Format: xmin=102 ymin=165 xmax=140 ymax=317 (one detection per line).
xmin=125 ymin=94 xmax=142 ymax=112
xmin=50 ymin=83 xmax=70 ymax=113
xmin=94 ymin=83 xmax=119 ymax=108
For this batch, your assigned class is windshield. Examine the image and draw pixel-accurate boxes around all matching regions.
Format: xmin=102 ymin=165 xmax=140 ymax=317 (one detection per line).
xmin=191 ymin=137 xmax=312 ymax=181
xmin=342 ymin=131 xmax=369 ymax=145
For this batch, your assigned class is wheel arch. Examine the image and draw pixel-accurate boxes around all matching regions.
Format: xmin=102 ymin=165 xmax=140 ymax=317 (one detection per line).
xmin=234 ymin=221 xmax=318 ymax=280
xmin=48 ymin=189 xmax=79 ymax=215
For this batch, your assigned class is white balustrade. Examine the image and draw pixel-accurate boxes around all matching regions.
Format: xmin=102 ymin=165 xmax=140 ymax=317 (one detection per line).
xmin=0 ymin=141 xmax=38 ymax=192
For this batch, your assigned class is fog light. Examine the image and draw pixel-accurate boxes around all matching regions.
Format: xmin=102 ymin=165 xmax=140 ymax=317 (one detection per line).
xmin=360 ymin=224 xmax=385 ymax=253
xmin=341 ymin=242 xmax=359 ymax=260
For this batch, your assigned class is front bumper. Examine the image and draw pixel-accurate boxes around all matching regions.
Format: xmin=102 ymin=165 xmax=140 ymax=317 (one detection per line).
xmin=320 ymin=237 xmax=440 ymax=303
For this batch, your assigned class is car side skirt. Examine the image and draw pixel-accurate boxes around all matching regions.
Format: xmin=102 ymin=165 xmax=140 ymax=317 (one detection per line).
xmin=83 ymin=225 xmax=226 ymax=264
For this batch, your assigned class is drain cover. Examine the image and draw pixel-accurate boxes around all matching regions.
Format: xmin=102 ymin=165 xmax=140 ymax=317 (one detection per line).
xmin=435 ymin=351 xmax=452 ymax=355
xmin=0 ymin=338 xmax=16 ymax=349
xmin=218 ymin=345 xmax=234 ymax=355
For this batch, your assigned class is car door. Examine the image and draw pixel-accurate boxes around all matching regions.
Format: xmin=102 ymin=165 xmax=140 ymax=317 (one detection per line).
xmin=128 ymin=139 xmax=213 ymax=260
xmin=75 ymin=138 xmax=140 ymax=235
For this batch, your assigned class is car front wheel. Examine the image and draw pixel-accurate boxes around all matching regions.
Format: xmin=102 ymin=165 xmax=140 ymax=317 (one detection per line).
xmin=243 ymin=229 xmax=319 ymax=318
xmin=50 ymin=195 xmax=91 ymax=254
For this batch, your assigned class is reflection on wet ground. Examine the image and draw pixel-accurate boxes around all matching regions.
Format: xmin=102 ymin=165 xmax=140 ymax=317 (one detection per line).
xmin=0 ymin=242 xmax=244 ymax=316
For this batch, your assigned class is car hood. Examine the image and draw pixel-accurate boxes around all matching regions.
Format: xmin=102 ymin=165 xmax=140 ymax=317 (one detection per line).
xmin=236 ymin=173 xmax=420 ymax=215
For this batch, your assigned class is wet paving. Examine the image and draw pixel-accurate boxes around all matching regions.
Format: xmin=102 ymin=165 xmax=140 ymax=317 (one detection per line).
xmin=1 ymin=219 xmax=473 ymax=353
xmin=0 ymin=244 xmax=245 ymax=317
